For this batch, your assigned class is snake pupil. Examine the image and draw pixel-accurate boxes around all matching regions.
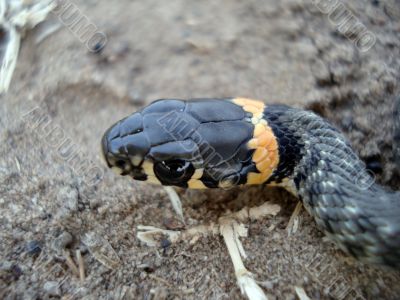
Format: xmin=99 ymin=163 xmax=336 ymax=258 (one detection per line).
xmin=163 ymin=160 xmax=188 ymax=177
xmin=154 ymin=159 xmax=195 ymax=185
xmin=167 ymin=160 xmax=185 ymax=171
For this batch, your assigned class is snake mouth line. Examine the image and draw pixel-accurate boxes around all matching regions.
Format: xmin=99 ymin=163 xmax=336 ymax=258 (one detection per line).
xmin=107 ymin=155 xmax=147 ymax=180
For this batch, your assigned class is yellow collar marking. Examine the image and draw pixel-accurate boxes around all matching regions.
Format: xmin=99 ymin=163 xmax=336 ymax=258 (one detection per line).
xmin=232 ymin=98 xmax=280 ymax=185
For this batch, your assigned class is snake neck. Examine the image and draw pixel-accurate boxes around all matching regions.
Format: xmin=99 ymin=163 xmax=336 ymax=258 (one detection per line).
xmin=264 ymin=105 xmax=400 ymax=267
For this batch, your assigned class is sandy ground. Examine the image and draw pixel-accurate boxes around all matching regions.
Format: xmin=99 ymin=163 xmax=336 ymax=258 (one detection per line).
xmin=1 ymin=0 xmax=400 ymax=299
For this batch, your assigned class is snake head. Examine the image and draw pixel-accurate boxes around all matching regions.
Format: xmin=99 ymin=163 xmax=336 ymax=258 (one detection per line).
xmin=102 ymin=98 xmax=279 ymax=188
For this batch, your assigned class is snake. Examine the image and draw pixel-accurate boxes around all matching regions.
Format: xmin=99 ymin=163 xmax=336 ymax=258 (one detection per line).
xmin=101 ymin=98 xmax=400 ymax=268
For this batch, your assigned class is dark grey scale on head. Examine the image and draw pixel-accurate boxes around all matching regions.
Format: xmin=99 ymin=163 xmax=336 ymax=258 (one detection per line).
xmin=123 ymin=133 xmax=151 ymax=158
xmin=149 ymin=140 xmax=200 ymax=162
xmin=184 ymin=98 xmax=246 ymax=122
xmin=102 ymin=113 xmax=151 ymax=179
xmin=263 ymin=105 xmax=304 ymax=184
xmin=119 ymin=113 xmax=144 ymax=137
xmin=142 ymin=112 xmax=192 ymax=147
xmin=177 ymin=99 xmax=255 ymax=188
xmin=195 ymin=121 xmax=252 ymax=163
xmin=141 ymin=100 xmax=197 ymax=148
xmin=236 ymin=164 xmax=259 ymax=184
xmin=142 ymin=99 xmax=186 ymax=114
xmin=230 ymin=146 xmax=260 ymax=186
xmin=196 ymin=121 xmax=254 ymax=187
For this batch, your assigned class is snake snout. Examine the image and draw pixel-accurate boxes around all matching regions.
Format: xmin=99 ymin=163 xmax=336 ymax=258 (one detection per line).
xmin=101 ymin=133 xmax=110 ymax=166
xmin=102 ymin=141 xmax=133 ymax=176
xmin=101 ymin=124 xmax=131 ymax=174
xmin=102 ymin=119 xmax=150 ymax=179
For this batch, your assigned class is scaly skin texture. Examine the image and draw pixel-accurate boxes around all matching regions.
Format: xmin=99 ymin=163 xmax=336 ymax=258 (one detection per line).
xmin=266 ymin=105 xmax=400 ymax=267
xmin=102 ymin=99 xmax=400 ymax=268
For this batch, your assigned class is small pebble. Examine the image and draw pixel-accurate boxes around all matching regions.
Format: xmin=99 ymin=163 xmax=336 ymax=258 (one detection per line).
xmin=161 ymin=239 xmax=171 ymax=249
xmin=57 ymin=186 xmax=78 ymax=213
xmin=261 ymin=280 xmax=274 ymax=289
xmin=26 ymin=240 xmax=42 ymax=255
xmin=0 ymin=261 xmax=22 ymax=280
xmin=0 ymin=261 xmax=13 ymax=271
xmin=92 ymin=41 xmax=106 ymax=54
xmin=139 ymin=271 xmax=147 ymax=280
xmin=43 ymin=281 xmax=61 ymax=297
xmin=137 ymin=263 xmax=155 ymax=273
xmin=311 ymin=59 xmax=332 ymax=86
xmin=163 ymin=217 xmax=185 ymax=230
xmin=52 ymin=231 xmax=73 ymax=253
xmin=128 ymin=88 xmax=145 ymax=106
xmin=11 ymin=264 xmax=22 ymax=280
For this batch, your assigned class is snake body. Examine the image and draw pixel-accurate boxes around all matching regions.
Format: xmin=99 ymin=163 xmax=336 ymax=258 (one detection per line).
xmin=102 ymin=98 xmax=400 ymax=267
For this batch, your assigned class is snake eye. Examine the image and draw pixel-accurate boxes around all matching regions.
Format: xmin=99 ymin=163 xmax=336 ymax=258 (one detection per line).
xmin=154 ymin=159 xmax=195 ymax=185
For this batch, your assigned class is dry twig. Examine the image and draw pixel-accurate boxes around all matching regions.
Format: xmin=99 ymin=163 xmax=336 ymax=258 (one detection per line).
xmin=137 ymin=201 xmax=281 ymax=300
xmin=286 ymin=201 xmax=302 ymax=236
xmin=0 ymin=0 xmax=55 ymax=93
xmin=63 ymin=250 xmax=80 ymax=278
xmin=76 ymin=249 xmax=85 ymax=282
